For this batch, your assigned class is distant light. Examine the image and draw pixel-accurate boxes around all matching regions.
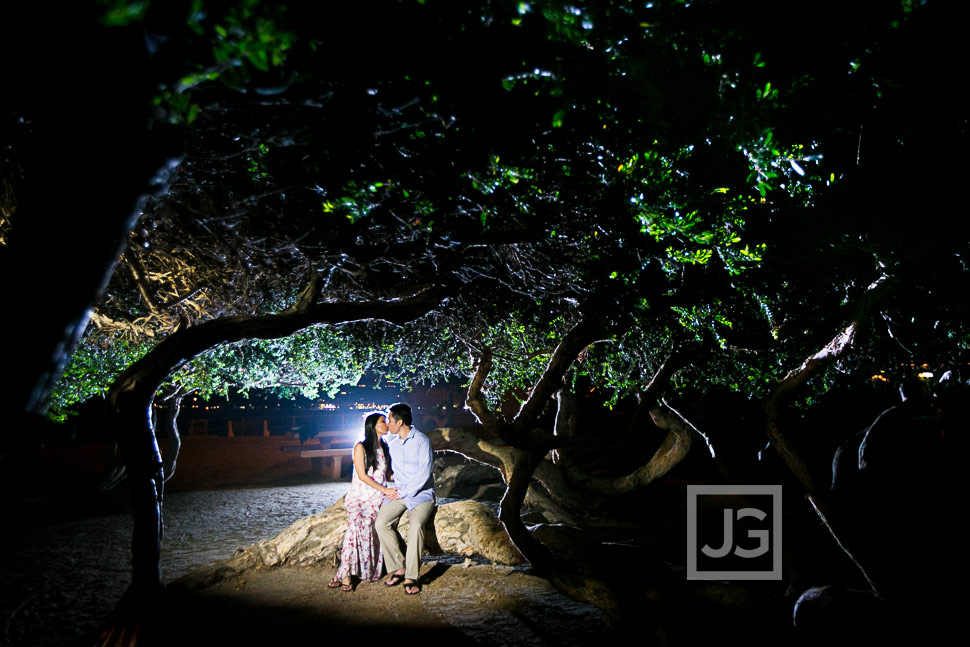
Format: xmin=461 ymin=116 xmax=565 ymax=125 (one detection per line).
xmin=918 ymin=371 xmax=934 ymax=379
xmin=871 ymin=375 xmax=888 ymax=382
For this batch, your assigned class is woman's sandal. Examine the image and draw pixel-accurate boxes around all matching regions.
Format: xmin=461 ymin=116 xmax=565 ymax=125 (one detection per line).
xmin=384 ymin=572 xmax=406 ymax=587
xmin=329 ymin=576 xmax=354 ymax=592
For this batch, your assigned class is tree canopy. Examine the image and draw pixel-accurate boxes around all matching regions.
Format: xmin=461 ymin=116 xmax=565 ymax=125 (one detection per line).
xmin=40 ymin=0 xmax=966 ymax=419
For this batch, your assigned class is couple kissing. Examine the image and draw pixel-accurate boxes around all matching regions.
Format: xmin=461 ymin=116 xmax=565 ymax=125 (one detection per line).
xmin=329 ymin=402 xmax=434 ymax=595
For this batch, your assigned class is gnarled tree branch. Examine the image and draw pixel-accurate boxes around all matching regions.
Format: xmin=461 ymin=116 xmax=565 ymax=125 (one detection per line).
xmin=763 ymin=271 xmax=891 ymax=599
xmin=556 ymin=402 xmax=693 ymax=495
xmin=550 ymin=346 xmax=693 ymax=495
xmin=514 ymin=317 xmax=601 ymax=432
xmin=157 ymin=384 xmax=187 ymax=483
xmin=426 ymin=427 xmax=595 ymax=522
xmin=112 ymin=282 xmax=450 ymax=397
xmin=464 ymin=348 xmax=506 ymax=437
xmin=124 ymin=251 xmax=163 ymax=315
xmin=427 ymin=427 xmax=515 ymax=479
xmin=765 ymin=271 xmax=889 ymax=499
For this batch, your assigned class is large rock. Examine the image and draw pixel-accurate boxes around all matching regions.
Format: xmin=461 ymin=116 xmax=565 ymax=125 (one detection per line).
xmin=434 ymin=456 xmax=504 ymax=501
xmin=252 ymin=498 xmax=349 ymax=568
xmin=175 ymin=497 xmax=523 ymax=590
xmin=418 ymin=500 xmax=523 ymax=565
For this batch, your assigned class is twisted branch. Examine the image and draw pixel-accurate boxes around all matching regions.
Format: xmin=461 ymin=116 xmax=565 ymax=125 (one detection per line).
xmin=464 ymin=348 xmax=505 ymax=437
xmin=555 ymin=402 xmax=693 ymax=495
xmin=514 ymin=317 xmax=602 ymax=432
xmin=765 ymin=271 xmax=890 ymax=499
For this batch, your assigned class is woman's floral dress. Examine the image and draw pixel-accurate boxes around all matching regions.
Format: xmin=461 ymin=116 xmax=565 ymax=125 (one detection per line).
xmin=334 ymin=443 xmax=387 ymax=582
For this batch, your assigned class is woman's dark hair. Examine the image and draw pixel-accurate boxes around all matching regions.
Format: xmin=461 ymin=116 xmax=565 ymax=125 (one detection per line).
xmin=362 ymin=412 xmax=391 ymax=478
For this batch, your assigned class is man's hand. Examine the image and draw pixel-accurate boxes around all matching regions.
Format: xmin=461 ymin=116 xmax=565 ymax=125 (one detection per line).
xmin=384 ymin=488 xmax=401 ymax=500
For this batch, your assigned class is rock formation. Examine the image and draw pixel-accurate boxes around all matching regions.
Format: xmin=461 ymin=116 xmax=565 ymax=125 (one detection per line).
xmin=175 ymin=498 xmax=524 ymax=590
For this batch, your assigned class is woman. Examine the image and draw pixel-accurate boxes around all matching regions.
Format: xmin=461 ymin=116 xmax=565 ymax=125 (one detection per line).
xmin=328 ymin=412 xmax=394 ymax=592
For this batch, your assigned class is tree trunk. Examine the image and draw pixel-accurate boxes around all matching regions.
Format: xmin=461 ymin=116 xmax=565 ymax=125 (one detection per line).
xmin=764 ymin=272 xmax=890 ymax=598
xmin=0 ymin=3 xmax=184 ymax=423
xmin=427 ymin=427 xmax=660 ymax=623
xmin=499 ymin=445 xmax=628 ymax=621
xmin=158 ymin=386 xmax=186 ymax=483
xmin=108 ymin=384 xmax=166 ymax=600
xmin=454 ymin=318 xmax=676 ymax=630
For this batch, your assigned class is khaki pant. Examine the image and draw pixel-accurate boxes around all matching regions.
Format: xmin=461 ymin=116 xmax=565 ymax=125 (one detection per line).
xmin=375 ymin=499 xmax=434 ymax=581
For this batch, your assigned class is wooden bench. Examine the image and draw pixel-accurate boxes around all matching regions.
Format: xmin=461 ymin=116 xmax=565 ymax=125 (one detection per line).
xmin=280 ymin=430 xmax=359 ymax=478
xmin=300 ymin=448 xmax=354 ymax=479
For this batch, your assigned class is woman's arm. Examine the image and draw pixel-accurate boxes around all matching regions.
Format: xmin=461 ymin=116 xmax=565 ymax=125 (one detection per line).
xmin=353 ymin=443 xmax=393 ymax=496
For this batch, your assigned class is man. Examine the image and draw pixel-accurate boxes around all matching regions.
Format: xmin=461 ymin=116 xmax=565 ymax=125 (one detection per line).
xmin=376 ymin=402 xmax=435 ymax=595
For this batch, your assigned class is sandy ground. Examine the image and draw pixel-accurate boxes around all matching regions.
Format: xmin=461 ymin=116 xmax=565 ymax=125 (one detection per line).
xmin=149 ymin=561 xmax=612 ymax=647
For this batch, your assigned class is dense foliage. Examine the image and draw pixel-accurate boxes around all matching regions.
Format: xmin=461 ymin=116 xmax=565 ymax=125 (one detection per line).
xmin=38 ymin=0 xmax=965 ymax=425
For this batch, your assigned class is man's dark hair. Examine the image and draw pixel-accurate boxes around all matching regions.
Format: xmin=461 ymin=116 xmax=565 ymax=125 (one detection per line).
xmin=388 ymin=402 xmax=412 ymax=427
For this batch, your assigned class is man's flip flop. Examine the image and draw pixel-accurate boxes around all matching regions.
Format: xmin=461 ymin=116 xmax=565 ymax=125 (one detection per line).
xmin=404 ymin=580 xmax=421 ymax=595
xmin=384 ymin=573 xmax=405 ymax=587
